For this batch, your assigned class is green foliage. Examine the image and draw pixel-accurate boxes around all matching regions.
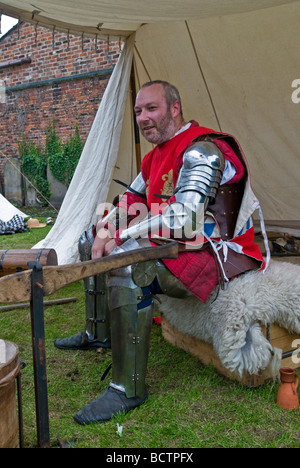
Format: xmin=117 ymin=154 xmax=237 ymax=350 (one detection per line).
xmin=19 ymin=135 xmax=51 ymax=206
xmin=19 ymin=120 xmax=85 ymax=207
xmin=44 ymin=118 xmax=62 ymax=159
xmin=48 ymin=123 xmax=84 ymax=187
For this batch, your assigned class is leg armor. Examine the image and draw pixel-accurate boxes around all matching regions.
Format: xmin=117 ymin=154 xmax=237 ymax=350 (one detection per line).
xmin=73 ymin=238 xmax=154 ymax=425
xmin=108 ymin=238 xmax=154 ymax=398
xmin=73 ymin=239 xmax=195 ymax=425
xmin=54 ymin=227 xmax=111 ymax=350
xmin=107 ymin=243 xmax=190 ymax=398
xmin=154 ymin=260 xmax=191 ymax=299
xmin=79 ymin=227 xmax=110 ymax=346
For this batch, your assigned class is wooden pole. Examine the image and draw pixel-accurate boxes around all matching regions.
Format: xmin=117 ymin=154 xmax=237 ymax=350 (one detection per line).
xmin=130 ymin=62 xmax=142 ymax=173
xmin=0 ymin=297 xmax=77 ymax=313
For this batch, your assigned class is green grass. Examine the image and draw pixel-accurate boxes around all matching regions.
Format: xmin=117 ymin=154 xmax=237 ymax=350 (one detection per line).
xmin=0 ymin=212 xmax=299 ymax=448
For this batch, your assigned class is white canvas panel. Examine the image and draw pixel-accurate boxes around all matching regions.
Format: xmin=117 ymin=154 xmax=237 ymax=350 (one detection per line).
xmin=33 ymin=36 xmax=134 ymax=264
xmin=0 ymin=194 xmax=27 ymax=222
xmin=132 ymin=5 xmax=300 ymax=221
xmin=0 ymin=0 xmax=296 ymax=38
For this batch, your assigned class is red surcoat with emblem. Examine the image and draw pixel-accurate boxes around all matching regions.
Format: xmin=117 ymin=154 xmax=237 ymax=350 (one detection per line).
xmin=116 ymin=121 xmax=264 ymax=302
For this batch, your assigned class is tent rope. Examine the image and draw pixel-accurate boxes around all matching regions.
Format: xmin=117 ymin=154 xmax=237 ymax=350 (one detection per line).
xmin=185 ymin=21 xmax=222 ymax=133
xmin=134 ymin=45 xmax=151 ymax=82
xmin=0 ymin=150 xmax=59 ymax=213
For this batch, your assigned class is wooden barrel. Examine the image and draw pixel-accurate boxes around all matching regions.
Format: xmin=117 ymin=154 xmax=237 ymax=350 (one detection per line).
xmin=0 ymin=249 xmax=58 ymax=278
xmin=0 ymin=340 xmax=20 ymax=448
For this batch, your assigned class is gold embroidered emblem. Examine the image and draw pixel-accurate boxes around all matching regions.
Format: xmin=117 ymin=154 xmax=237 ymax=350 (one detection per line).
xmin=161 ymin=169 xmax=174 ymax=198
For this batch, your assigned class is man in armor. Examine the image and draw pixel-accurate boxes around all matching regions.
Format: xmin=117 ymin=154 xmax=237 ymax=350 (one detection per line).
xmin=55 ymin=81 xmax=265 ymax=425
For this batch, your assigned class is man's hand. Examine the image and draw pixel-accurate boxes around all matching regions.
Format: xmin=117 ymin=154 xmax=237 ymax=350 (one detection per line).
xmin=91 ymin=228 xmax=117 ymax=259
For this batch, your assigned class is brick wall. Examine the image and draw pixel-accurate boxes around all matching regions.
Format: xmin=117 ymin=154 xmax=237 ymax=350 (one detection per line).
xmin=0 ymin=21 xmax=121 ymax=191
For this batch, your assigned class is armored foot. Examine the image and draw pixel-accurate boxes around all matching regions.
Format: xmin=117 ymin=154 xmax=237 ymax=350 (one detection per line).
xmin=73 ymin=386 xmax=148 ymax=425
xmin=54 ymin=331 xmax=111 ymax=351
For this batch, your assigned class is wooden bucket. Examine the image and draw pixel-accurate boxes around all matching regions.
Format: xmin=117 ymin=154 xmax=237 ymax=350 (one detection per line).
xmin=0 ymin=340 xmax=20 ymax=448
xmin=0 ymin=249 xmax=58 ymax=278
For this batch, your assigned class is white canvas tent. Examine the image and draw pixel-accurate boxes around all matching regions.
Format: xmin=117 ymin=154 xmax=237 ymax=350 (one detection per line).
xmin=0 ymin=194 xmax=27 ymax=222
xmin=0 ymin=0 xmax=299 ymax=264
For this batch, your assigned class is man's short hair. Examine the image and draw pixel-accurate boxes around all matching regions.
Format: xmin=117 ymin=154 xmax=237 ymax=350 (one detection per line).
xmin=140 ymin=80 xmax=183 ymax=117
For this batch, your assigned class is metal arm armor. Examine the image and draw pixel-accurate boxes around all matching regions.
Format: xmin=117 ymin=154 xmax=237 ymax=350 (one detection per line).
xmin=78 ymin=227 xmax=94 ymax=261
xmin=160 ymin=141 xmax=225 ymax=238
xmin=175 ymin=140 xmax=225 ymax=205
xmin=126 ymin=172 xmax=147 ymax=197
xmin=119 ymin=141 xmax=225 ymax=243
xmin=97 ymin=172 xmax=147 ymax=233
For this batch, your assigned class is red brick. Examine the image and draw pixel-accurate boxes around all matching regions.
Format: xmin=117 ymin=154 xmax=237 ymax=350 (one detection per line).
xmin=0 ymin=22 xmax=121 ymax=187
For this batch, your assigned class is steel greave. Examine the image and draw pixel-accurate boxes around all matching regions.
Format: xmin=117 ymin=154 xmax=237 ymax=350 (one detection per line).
xmin=106 ymin=238 xmax=154 ymax=398
xmin=109 ymin=288 xmax=153 ymax=399
xmin=83 ymin=273 xmax=111 ymax=343
xmin=79 ymin=228 xmax=111 ymax=343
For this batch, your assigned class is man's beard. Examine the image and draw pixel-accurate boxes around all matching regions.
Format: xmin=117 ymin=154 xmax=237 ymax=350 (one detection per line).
xmin=141 ymin=110 xmax=177 ymax=145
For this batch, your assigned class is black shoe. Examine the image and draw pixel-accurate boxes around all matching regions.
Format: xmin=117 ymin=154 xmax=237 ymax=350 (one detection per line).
xmin=73 ymin=386 xmax=148 ymax=425
xmin=54 ymin=332 xmax=111 ymax=351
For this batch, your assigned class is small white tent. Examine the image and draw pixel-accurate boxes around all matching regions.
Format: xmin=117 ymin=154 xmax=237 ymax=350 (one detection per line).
xmin=0 ymin=194 xmax=27 ymax=222
xmin=0 ymin=0 xmax=299 ymax=263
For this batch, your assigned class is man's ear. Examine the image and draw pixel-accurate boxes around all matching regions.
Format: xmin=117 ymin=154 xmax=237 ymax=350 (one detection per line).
xmin=171 ymin=100 xmax=181 ymax=118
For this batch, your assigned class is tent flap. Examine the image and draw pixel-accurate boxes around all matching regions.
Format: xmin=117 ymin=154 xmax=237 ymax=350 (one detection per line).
xmin=0 ymin=0 xmax=297 ymax=38
xmin=33 ymin=35 xmax=134 ymax=264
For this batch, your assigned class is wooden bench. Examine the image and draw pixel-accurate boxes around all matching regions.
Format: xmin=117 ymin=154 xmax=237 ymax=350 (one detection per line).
xmin=161 ymin=315 xmax=300 ymax=387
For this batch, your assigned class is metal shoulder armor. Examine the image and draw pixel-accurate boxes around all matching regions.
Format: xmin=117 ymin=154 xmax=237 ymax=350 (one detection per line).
xmin=175 ymin=140 xmax=225 ymax=205
xmin=119 ymin=141 xmax=225 ymax=243
xmin=160 ymin=140 xmax=225 ymax=238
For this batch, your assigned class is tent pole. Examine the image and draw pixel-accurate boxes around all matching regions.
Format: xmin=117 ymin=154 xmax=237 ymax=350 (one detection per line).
xmin=130 ymin=63 xmax=142 ymax=173
xmin=185 ymin=21 xmax=222 ymax=133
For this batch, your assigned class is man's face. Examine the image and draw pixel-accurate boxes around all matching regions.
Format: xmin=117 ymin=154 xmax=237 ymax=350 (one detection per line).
xmin=134 ymin=84 xmax=180 ymax=145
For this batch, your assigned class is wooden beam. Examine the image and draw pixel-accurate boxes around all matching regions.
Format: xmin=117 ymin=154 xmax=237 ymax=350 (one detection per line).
xmin=0 ymin=242 xmax=178 ymax=304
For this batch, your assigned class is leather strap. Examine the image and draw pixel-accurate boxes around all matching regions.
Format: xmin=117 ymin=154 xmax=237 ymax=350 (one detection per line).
xmin=217 ymin=248 xmax=261 ymax=280
xmin=208 ymin=183 xmax=244 ymax=240
xmin=208 ymin=183 xmax=261 ymax=279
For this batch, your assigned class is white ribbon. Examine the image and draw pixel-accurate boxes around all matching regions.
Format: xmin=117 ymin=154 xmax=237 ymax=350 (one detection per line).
xmin=202 ymin=233 xmax=240 ymax=282
xmin=253 ymin=201 xmax=271 ymax=273
xmin=216 ymin=239 xmax=244 ymax=263
xmin=202 ymin=199 xmax=271 ymax=282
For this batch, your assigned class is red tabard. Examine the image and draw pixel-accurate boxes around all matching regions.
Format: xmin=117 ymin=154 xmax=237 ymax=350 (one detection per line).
xmin=118 ymin=122 xmax=264 ymax=302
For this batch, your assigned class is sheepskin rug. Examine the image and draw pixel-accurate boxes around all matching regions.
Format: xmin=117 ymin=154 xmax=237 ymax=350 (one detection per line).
xmin=157 ymin=260 xmax=300 ymax=377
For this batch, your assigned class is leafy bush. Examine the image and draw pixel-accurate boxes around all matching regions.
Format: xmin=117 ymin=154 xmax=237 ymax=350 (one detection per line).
xmin=19 ymin=136 xmax=51 ymax=206
xmin=19 ymin=120 xmax=85 ymax=206
xmin=48 ymin=123 xmax=84 ymax=187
